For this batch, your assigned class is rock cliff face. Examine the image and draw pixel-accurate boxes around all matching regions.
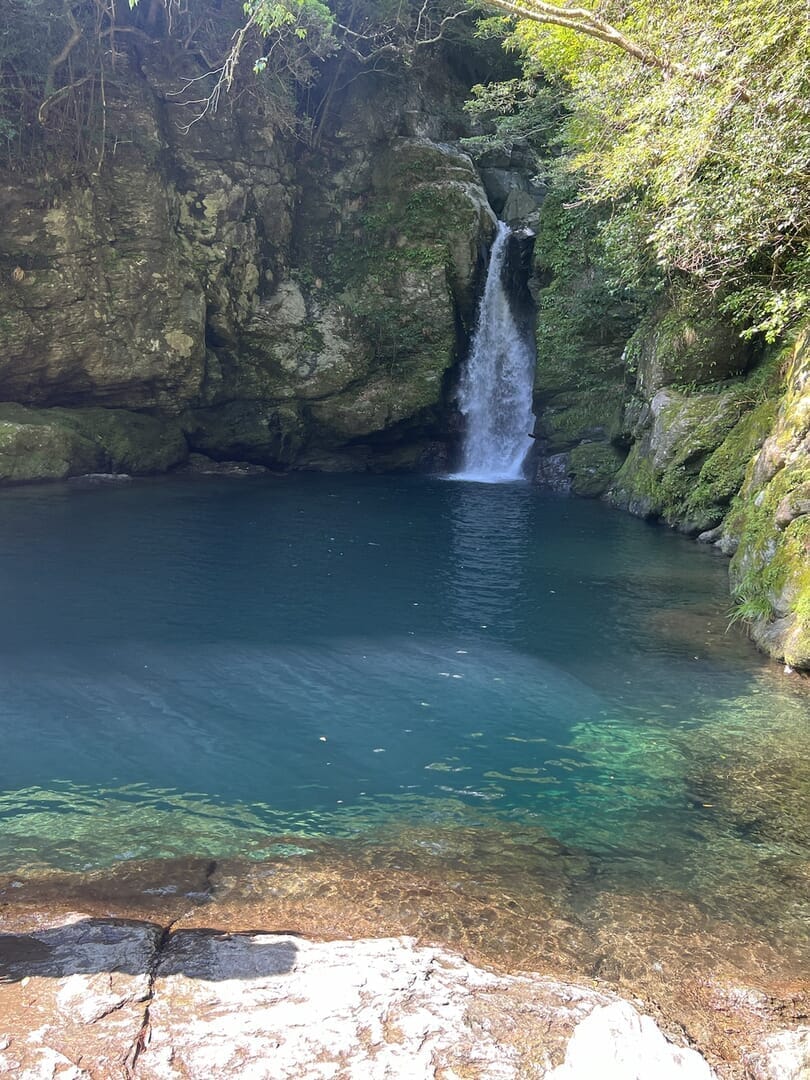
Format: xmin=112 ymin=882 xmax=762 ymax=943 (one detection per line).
xmin=0 ymin=43 xmax=496 ymax=480
xmin=723 ymin=328 xmax=810 ymax=668
xmin=1 ymin=25 xmax=807 ymax=667
xmin=528 ymin=180 xmax=808 ymax=666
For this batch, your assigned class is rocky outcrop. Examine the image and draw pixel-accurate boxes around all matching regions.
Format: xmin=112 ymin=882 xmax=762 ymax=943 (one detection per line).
xmin=0 ymin=915 xmax=724 ymax=1079
xmin=0 ymin=402 xmax=188 ymax=482
xmin=0 ymin=42 xmax=497 ymax=481
xmin=470 ymin=139 xmax=547 ymax=229
xmin=2 ymin=911 xmax=809 ymax=1078
xmin=721 ymin=326 xmax=810 ymax=667
xmin=1 ymin=161 xmax=207 ymax=414
xmin=608 ymin=386 xmax=764 ymax=533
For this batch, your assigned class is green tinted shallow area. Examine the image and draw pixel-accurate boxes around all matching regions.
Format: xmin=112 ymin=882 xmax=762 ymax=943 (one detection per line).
xmin=0 ymin=474 xmax=807 ymax=957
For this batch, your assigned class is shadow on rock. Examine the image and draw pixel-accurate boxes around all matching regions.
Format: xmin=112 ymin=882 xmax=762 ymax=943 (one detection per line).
xmin=0 ymin=917 xmax=299 ymax=983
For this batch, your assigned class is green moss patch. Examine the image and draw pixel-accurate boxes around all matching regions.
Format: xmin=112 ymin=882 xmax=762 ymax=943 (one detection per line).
xmin=0 ymin=403 xmax=188 ymax=484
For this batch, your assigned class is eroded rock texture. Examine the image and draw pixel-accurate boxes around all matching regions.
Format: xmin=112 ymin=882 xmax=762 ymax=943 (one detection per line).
xmin=0 ymin=42 xmax=496 ymax=481
xmin=0 ymin=916 xmax=736 ymax=1080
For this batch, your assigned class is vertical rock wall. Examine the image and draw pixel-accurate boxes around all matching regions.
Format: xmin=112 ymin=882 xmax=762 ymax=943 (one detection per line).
xmin=0 ymin=43 xmax=497 ymax=480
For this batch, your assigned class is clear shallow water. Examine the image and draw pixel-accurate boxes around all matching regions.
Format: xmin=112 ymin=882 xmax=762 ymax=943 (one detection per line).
xmin=0 ymin=474 xmax=808 ymax=944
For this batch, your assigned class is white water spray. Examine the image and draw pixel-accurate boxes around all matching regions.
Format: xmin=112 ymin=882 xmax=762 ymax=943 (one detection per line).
xmin=453 ymin=221 xmax=536 ymax=483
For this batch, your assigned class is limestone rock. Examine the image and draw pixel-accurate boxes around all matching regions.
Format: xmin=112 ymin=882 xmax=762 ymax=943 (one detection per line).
xmin=141 ymin=934 xmax=695 ymax=1080
xmin=744 ymin=1026 xmax=810 ymax=1080
xmin=546 ymin=1001 xmax=716 ymax=1080
xmin=0 ymin=916 xmax=726 ymax=1080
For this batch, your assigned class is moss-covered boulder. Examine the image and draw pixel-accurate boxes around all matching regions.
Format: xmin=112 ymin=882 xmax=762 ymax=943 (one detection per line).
xmin=568 ymin=442 xmax=627 ymax=498
xmin=682 ymin=398 xmax=778 ymax=529
xmin=0 ymin=404 xmax=101 ymax=483
xmin=627 ymin=294 xmax=752 ymax=396
xmin=608 ymin=387 xmax=755 ymax=530
xmin=0 ymin=403 xmax=187 ymax=483
xmin=607 ymin=303 xmax=780 ymax=532
xmin=723 ymin=327 xmax=810 ymax=667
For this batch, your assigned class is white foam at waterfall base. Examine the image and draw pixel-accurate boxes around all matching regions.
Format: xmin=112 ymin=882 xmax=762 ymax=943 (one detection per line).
xmin=451 ymin=221 xmax=536 ymax=483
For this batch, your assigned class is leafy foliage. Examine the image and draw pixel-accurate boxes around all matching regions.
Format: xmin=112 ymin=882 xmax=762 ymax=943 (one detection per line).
xmin=491 ymin=0 xmax=810 ymax=341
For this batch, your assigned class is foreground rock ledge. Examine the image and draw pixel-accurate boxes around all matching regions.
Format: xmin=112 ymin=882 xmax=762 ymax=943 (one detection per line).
xmin=0 ymin=915 xmax=805 ymax=1079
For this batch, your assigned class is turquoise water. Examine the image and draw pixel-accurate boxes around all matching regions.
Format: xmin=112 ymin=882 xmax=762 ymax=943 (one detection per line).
xmin=0 ymin=474 xmax=808 ymax=937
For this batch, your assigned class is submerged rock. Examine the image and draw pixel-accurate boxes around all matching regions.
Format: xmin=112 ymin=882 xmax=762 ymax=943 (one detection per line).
xmin=178 ymin=453 xmax=270 ymax=477
xmin=67 ymin=472 xmax=133 ymax=486
xmin=744 ymin=1027 xmax=810 ymax=1080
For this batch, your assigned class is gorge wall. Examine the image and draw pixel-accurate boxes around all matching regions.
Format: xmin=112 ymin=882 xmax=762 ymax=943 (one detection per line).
xmin=529 ymin=190 xmax=810 ymax=668
xmin=0 ymin=34 xmax=503 ymax=480
xmin=0 ymin=12 xmax=807 ymax=669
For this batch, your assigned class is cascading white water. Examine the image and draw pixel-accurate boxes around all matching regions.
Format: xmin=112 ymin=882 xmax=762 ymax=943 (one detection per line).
xmin=452 ymin=221 xmax=536 ymax=483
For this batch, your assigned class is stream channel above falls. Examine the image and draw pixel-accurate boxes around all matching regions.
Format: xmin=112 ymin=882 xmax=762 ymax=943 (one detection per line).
xmin=0 ymin=472 xmax=808 ymax=997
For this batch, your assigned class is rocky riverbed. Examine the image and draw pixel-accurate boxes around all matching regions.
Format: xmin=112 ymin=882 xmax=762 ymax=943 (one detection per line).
xmin=0 ymin=916 xmax=765 ymax=1079
xmin=1 ymin=855 xmax=808 ymax=1079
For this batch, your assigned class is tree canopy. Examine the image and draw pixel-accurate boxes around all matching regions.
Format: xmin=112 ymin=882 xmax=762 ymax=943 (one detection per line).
xmin=475 ymin=0 xmax=810 ymax=340
xmin=2 ymin=0 xmax=808 ymax=341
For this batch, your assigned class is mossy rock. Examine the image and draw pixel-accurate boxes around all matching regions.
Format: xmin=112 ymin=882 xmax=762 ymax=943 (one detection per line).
xmin=568 ymin=442 xmax=626 ymax=498
xmin=530 ymin=186 xmax=635 ymax=465
xmin=0 ymin=403 xmax=188 ymax=484
xmin=609 ymin=387 xmax=749 ymax=529
xmin=306 ymin=364 xmax=445 ymax=441
xmin=729 ymin=485 xmax=810 ymax=668
xmin=249 ymin=136 xmax=493 ymax=456
xmin=182 ymin=401 xmax=306 ymax=466
xmin=0 ymin=404 xmax=102 ymax=483
xmin=534 ymin=386 xmax=626 ymax=453
xmin=683 ymin=398 xmax=777 ymax=526
xmin=63 ymin=409 xmax=189 ymax=474
xmin=628 ymin=294 xmax=751 ymax=395
xmin=239 ymin=283 xmax=375 ymax=402
xmin=724 ymin=325 xmax=810 ymax=667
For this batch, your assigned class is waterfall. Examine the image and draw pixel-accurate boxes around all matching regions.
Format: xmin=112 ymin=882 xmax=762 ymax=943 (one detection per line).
xmin=452 ymin=221 xmax=536 ymax=483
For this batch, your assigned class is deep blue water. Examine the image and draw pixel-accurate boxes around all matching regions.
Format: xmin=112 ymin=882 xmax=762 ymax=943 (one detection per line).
xmin=0 ymin=474 xmax=807 ymax=930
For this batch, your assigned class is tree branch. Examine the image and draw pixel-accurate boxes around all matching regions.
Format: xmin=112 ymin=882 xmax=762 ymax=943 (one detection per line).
xmin=38 ymin=74 xmax=95 ymax=122
xmin=480 ymin=0 xmax=695 ymax=78
xmin=47 ymin=7 xmax=84 ymax=82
